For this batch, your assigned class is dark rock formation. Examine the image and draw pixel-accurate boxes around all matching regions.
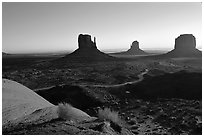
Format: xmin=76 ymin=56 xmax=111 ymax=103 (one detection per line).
xmin=165 ymin=34 xmax=201 ymax=57
xmin=60 ymin=34 xmax=115 ymax=62
xmin=111 ymin=41 xmax=147 ymax=55
xmin=174 ymin=34 xmax=196 ymax=50
xmin=129 ymin=41 xmax=140 ymax=51
xmin=126 ymin=41 xmax=147 ymax=55
xmin=78 ymin=34 xmax=97 ymax=49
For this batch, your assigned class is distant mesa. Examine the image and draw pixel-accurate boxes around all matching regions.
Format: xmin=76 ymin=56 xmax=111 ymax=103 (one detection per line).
xmin=61 ymin=34 xmax=115 ymax=62
xmin=165 ymin=34 xmax=201 ymax=57
xmin=111 ymin=40 xmax=148 ymax=55
xmin=126 ymin=41 xmax=147 ymax=55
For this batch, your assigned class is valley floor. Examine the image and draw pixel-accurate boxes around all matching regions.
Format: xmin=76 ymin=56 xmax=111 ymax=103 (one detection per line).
xmin=2 ymin=56 xmax=202 ymax=135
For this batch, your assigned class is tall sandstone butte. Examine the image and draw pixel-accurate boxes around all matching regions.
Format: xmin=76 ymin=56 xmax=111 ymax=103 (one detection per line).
xmin=78 ymin=34 xmax=97 ymax=49
xmin=112 ymin=40 xmax=147 ymax=55
xmin=166 ymin=34 xmax=201 ymax=57
xmin=126 ymin=41 xmax=147 ymax=55
xmin=62 ymin=34 xmax=115 ymax=62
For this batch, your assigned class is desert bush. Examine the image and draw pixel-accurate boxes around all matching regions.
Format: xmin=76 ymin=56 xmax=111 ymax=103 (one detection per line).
xmin=57 ymin=103 xmax=74 ymax=120
xmin=98 ymin=108 xmax=121 ymax=124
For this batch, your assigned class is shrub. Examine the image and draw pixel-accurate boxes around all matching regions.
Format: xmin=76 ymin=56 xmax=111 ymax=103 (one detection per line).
xmin=98 ymin=108 xmax=121 ymax=124
xmin=57 ymin=103 xmax=74 ymax=120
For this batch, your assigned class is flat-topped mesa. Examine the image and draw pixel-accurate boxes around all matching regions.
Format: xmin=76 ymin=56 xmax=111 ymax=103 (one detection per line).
xmin=164 ymin=34 xmax=201 ymax=57
xmin=78 ymin=34 xmax=97 ymax=49
xmin=174 ymin=34 xmax=196 ymax=51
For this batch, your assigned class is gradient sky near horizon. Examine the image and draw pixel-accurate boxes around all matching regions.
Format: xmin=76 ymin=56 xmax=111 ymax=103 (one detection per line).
xmin=2 ymin=2 xmax=202 ymax=53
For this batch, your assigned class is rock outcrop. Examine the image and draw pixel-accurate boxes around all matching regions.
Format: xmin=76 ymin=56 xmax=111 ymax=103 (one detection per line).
xmin=2 ymin=79 xmax=55 ymax=126
xmin=111 ymin=41 xmax=147 ymax=55
xmin=3 ymin=79 xmax=105 ymax=135
xmin=126 ymin=41 xmax=147 ymax=55
xmin=2 ymin=78 xmax=133 ymax=135
xmin=78 ymin=34 xmax=97 ymax=49
xmin=60 ymin=34 xmax=115 ymax=62
xmin=174 ymin=34 xmax=196 ymax=50
xmin=165 ymin=34 xmax=201 ymax=57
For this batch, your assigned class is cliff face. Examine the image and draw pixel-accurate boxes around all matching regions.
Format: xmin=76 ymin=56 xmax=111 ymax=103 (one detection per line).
xmin=78 ymin=34 xmax=97 ymax=49
xmin=166 ymin=34 xmax=201 ymax=57
xmin=174 ymin=34 xmax=196 ymax=51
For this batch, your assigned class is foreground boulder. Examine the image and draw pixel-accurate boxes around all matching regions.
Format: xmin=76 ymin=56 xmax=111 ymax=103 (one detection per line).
xmin=2 ymin=79 xmax=132 ymax=135
xmin=2 ymin=79 xmax=96 ymax=135
xmin=2 ymin=79 xmax=55 ymax=125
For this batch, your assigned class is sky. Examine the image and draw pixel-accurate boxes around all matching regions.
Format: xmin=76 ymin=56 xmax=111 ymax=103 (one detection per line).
xmin=2 ymin=2 xmax=202 ymax=54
